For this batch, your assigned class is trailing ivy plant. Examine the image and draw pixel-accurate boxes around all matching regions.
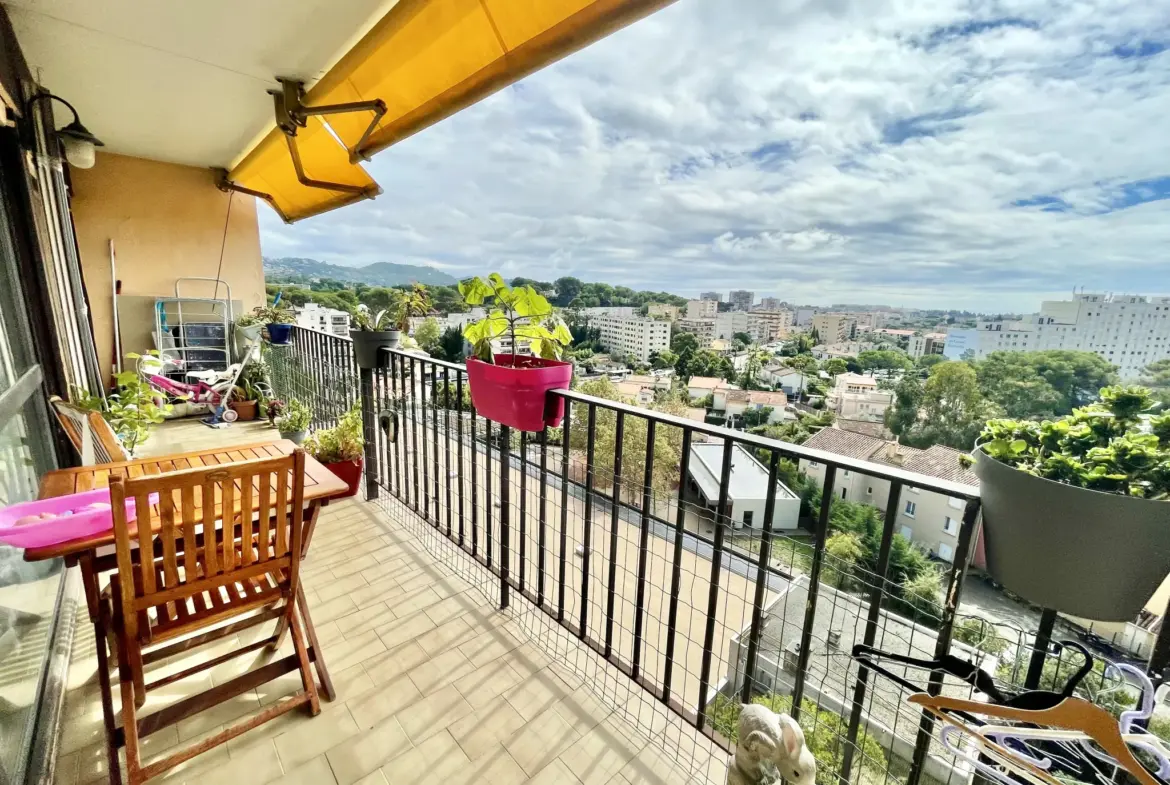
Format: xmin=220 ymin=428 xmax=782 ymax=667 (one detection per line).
xmin=458 ymin=274 xmax=572 ymax=365
xmin=976 ymin=385 xmax=1170 ymax=499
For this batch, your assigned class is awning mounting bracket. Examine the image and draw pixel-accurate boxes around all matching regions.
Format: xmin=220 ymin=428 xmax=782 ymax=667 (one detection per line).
xmin=271 ymin=77 xmax=386 ymax=179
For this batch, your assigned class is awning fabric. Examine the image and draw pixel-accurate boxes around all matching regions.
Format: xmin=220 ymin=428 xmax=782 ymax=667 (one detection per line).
xmin=228 ymin=0 xmax=676 ymax=223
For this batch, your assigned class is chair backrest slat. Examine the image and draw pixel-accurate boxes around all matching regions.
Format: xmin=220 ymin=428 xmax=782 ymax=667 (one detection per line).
xmin=257 ymin=472 xmax=272 ymax=563
xmin=108 ymin=451 xmax=306 ymax=637
xmin=49 ymin=396 xmax=131 ymax=465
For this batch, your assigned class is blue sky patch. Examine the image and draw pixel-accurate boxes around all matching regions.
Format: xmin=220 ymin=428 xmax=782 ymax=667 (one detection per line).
xmin=882 ymin=109 xmax=973 ymax=144
xmin=1011 ymin=195 xmax=1072 ymax=211
xmin=1112 ymin=40 xmax=1167 ymax=58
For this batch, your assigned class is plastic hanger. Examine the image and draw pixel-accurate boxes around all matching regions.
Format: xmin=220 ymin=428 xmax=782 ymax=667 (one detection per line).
xmin=907 ymin=690 xmax=1163 ymax=785
xmin=852 ymin=643 xmax=1007 ymax=702
xmin=978 ymin=663 xmax=1170 ymax=779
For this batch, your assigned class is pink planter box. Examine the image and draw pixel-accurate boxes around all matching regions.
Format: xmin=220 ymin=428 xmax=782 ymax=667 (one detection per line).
xmin=466 ymin=355 xmax=572 ymax=432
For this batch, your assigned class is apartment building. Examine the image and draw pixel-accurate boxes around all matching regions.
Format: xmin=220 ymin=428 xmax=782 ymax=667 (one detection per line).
xmin=944 ymin=292 xmax=1170 ymax=378
xmin=757 ymin=297 xmax=783 ymax=311
xmin=828 ymin=373 xmax=894 ymax=422
xmin=812 ymin=312 xmax=857 ymax=343
xmin=677 ymin=318 xmax=716 ymax=343
xmin=800 ymin=428 xmax=978 ymax=562
xmin=729 ymin=289 xmax=755 ymax=311
xmin=647 ymin=303 xmax=681 ymax=321
xmin=581 ymin=305 xmax=637 ymax=319
xmin=295 ymin=303 xmax=351 ymax=337
xmin=687 ymin=375 xmax=734 ymax=401
xmin=700 ymin=291 xmax=722 ymax=302
xmin=593 ymin=315 xmax=671 ymax=363
xmin=794 ymin=307 xmax=817 ymax=327
xmin=686 ymin=299 xmax=719 ymax=319
xmin=751 ymin=310 xmax=795 ymax=342
xmin=908 ymin=333 xmax=946 ymax=359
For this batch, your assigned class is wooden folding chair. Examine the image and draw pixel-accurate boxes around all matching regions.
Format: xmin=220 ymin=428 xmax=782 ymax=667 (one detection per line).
xmin=105 ymin=450 xmax=320 ymax=784
xmin=49 ymin=395 xmax=130 ymax=464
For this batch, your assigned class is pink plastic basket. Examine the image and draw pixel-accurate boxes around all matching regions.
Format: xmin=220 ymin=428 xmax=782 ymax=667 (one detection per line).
xmin=0 ymin=489 xmax=159 ymax=549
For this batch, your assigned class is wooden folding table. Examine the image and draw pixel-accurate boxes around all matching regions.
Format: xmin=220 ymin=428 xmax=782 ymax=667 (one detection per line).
xmin=24 ymin=440 xmax=349 ymax=783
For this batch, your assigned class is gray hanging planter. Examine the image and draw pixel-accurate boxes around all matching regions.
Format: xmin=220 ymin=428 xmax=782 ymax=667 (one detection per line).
xmin=974 ymin=448 xmax=1170 ymax=622
xmin=350 ymin=330 xmax=400 ymax=369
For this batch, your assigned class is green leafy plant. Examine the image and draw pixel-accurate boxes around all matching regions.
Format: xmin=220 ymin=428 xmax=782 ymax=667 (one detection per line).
xmin=458 ymin=273 xmax=572 ymax=364
xmin=351 ymin=283 xmax=431 ymax=332
xmin=977 ymin=385 xmax=1170 ymax=499
xmin=73 ymin=354 xmax=174 ymax=456
xmin=265 ymin=398 xmax=285 ymax=424
xmin=304 ymin=404 xmax=364 ymax=463
xmin=252 ymin=304 xmax=294 ymax=324
xmin=275 ymin=398 xmax=312 ymax=433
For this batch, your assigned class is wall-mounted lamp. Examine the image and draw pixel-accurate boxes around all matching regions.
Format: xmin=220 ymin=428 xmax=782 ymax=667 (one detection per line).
xmin=26 ymin=92 xmax=104 ymax=169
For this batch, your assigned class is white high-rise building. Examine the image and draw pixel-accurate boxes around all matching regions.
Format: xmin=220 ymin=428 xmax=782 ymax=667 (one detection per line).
xmin=593 ymin=315 xmax=671 ymax=363
xmin=757 ymin=297 xmax=783 ymax=311
xmin=944 ymin=292 xmax=1170 ymax=378
xmin=295 ymin=303 xmax=351 ymax=337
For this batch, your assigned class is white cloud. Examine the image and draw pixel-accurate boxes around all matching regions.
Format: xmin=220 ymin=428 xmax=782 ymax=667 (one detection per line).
xmin=260 ymin=0 xmax=1170 ymax=311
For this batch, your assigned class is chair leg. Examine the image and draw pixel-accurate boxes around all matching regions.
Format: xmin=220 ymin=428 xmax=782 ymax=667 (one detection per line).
xmin=93 ymin=610 xmax=122 ymax=785
xmin=130 ymin=644 xmax=147 ymax=709
xmin=288 ymin=609 xmax=320 ymax=716
xmin=120 ymin=662 xmax=143 ymax=785
xmin=270 ymin=597 xmax=292 ymax=651
xmin=296 ymin=584 xmax=335 ymax=701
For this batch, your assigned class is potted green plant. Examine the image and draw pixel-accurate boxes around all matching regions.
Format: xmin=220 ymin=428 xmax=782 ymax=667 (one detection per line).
xmin=226 ymin=380 xmax=261 ymax=421
xmin=265 ymin=398 xmax=285 ymax=427
xmin=275 ymin=398 xmax=312 ymax=445
xmin=459 ymin=274 xmax=573 ymax=432
xmin=236 ymin=312 xmax=265 ymax=343
xmin=350 ymin=283 xmax=431 ymax=369
xmin=252 ymin=304 xmax=295 ymax=345
xmin=972 ymin=385 xmax=1170 ymax=621
xmin=72 ymin=357 xmax=173 ymax=456
xmin=304 ymin=404 xmax=364 ymax=497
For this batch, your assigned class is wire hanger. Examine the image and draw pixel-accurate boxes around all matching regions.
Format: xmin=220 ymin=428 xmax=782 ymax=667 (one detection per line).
xmin=907 ymin=689 xmax=1164 ymax=785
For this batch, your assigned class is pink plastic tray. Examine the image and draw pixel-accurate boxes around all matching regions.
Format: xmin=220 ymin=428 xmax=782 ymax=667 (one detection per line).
xmin=0 ymin=489 xmax=159 ymax=549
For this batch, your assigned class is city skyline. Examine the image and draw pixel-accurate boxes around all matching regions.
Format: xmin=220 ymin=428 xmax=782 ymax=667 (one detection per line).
xmin=259 ymin=0 xmax=1170 ymax=313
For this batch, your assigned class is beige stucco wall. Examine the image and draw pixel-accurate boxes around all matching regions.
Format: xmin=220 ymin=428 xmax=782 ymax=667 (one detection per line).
xmin=70 ymin=152 xmax=264 ymax=384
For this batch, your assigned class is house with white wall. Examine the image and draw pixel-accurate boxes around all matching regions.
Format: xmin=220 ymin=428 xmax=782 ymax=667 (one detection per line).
xmin=798 ymin=428 xmax=977 ymax=562
xmin=828 ymin=373 xmax=894 ymax=423
xmin=687 ymin=443 xmax=801 ymax=530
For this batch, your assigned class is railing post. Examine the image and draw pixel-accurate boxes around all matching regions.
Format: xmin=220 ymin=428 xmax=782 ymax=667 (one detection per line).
xmin=789 ymin=464 xmax=836 ymax=719
xmin=1025 ymin=608 xmax=1057 ymax=689
xmin=499 ymin=424 xmax=511 ymax=609
xmin=906 ymin=497 xmax=982 ymax=785
xmin=360 ymin=364 xmax=378 ymax=501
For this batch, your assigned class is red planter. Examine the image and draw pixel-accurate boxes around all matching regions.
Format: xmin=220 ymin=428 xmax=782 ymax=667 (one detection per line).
xmin=466 ymin=355 xmax=573 ymax=432
xmin=323 ymin=458 xmax=363 ymax=498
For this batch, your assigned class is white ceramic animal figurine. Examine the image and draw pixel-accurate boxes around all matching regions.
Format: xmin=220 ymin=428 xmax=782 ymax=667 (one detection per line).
xmin=728 ymin=704 xmax=817 ymax=785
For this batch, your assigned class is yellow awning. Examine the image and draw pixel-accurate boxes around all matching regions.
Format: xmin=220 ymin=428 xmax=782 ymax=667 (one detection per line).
xmin=228 ymin=0 xmax=676 ymax=223
xmin=227 ymin=115 xmax=381 ymax=224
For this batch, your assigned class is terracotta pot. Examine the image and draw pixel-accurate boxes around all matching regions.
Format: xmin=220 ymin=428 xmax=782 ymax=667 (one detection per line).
xmin=323 ymin=458 xmax=363 ymax=498
xmin=227 ymin=400 xmax=258 ymax=421
xmin=465 ymin=355 xmax=572 ymax=432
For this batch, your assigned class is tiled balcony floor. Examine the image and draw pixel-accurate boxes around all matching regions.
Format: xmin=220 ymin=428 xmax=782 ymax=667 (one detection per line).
xmin=54 ymin=480 xmax=730 ymax=784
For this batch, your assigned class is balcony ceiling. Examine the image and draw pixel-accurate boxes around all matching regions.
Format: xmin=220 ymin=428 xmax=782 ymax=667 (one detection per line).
xmin=5 ymin=0 xmax=398 ymax=168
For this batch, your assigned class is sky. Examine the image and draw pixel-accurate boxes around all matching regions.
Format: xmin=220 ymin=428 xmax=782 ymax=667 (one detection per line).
xmin=258 ymin=0 xmax=1170 ymax=313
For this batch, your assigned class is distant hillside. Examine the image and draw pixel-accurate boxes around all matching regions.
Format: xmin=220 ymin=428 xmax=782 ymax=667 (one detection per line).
xmin=263 ymin=257 xmax=457 ymax=286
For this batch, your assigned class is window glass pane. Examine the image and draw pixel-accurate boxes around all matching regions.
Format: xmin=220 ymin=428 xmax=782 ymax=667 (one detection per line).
xmin=0 ymin=400 xmax=63 ymax=783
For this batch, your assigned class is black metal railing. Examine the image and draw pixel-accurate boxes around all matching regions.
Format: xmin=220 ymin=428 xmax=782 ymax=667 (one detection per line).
xmin=358 ymin=347 xmax=1023 ymax=784
xmin=267 ymin=325 xmax=359 ymax=431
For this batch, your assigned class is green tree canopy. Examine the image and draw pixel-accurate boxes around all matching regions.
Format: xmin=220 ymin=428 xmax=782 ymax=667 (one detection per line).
xmin=824 ymin=357 xmax=849 ymax=376
xmin=906 ymin=361 xmax=1002 ymax=449
xmin=414 ymin=317 xmax=442 ymax=353
xmin=857 ymin=349 xmax=913 ymax=372
xmin=975 ymin=350 xmax=1115 ymax=418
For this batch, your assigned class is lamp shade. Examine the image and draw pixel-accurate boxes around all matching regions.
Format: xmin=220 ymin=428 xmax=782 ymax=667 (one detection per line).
xmin=57 ymin=119 xmax=103 ymax=169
